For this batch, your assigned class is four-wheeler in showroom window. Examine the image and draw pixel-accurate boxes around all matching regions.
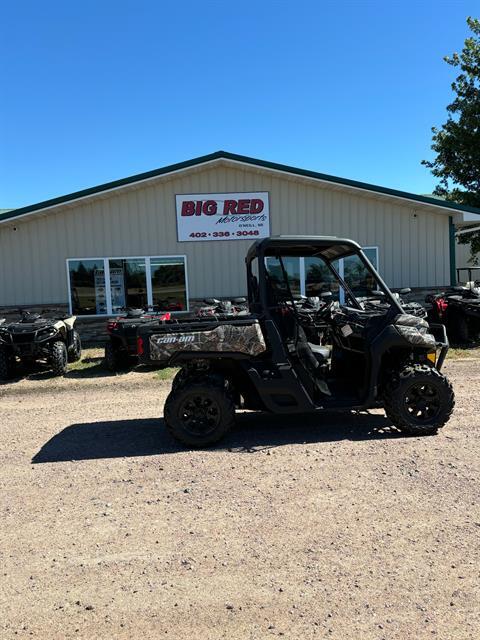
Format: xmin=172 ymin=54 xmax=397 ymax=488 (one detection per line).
xmin=68 ymin=256 xmax=188 ymax=315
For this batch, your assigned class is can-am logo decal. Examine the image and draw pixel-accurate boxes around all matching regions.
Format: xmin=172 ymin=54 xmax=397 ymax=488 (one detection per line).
xmin=156 ymin=334 xmax=195 ymax=344
xmin=176 ymin=192 xmax=270 ymax=242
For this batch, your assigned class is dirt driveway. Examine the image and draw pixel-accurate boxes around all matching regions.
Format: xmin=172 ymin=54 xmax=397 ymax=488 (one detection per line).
xmin=1 ymin=357 xmax=479 ymax=639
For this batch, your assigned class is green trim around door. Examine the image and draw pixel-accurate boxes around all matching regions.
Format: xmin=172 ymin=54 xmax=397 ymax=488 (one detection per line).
xmin=449 ymin=216 xmax=457 ymax=286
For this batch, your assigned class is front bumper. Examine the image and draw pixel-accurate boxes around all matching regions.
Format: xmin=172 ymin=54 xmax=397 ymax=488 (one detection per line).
xmin=428 ymin=322 xmax=449 ymax=371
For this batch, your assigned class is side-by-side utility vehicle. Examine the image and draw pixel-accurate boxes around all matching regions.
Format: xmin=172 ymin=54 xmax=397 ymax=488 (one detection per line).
xmin=138 ymin=236 xmax=455 ymax=447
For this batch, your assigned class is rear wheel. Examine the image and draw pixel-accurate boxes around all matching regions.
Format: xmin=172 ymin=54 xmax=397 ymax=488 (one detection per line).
xmin=68 ymin=331 xmax=82 ymax=362
xmin=164 ymin=378 xmax=235 ymax=447
xmin=0 ymin=348 xmax=15 ymax=379
xmin=50 ymin=341 xmax=68 ymax=376
xmin=383 ymin=364 xmax=455 ymax=435
xmin=104 ymin=342 xmax=130 ymax=371
xmin=453 ymin=314 xmax=470 ymax=343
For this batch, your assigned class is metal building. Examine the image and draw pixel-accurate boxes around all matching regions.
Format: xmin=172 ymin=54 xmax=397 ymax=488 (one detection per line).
xmin=1 ymin=151 xmax=479 ymax=316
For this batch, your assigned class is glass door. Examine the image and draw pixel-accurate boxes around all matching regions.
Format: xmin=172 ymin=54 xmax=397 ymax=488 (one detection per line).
xmin=108 ymin=258 xmax=148 ymax=312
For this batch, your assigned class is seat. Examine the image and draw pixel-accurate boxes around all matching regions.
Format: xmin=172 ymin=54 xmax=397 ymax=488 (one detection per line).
xmin=308 ymin=343 xmax=331 ymax=361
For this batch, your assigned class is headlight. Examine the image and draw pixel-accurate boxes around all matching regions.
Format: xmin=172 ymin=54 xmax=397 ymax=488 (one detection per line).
xmin=37 ymin=328 xmax=57 ymax=339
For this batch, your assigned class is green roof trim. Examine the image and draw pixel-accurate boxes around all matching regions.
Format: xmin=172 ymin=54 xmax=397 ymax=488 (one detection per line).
xmin=2 ymin=150 xmax=480 ymax=224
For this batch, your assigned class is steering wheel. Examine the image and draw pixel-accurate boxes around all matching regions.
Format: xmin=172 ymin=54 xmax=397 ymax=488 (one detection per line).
xmin=314 ymin=299 xmax=335 ymax=323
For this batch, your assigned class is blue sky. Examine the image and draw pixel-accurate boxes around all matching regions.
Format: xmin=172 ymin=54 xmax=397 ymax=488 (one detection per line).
xmin=1 ymin=0 xmax=478 ymax=208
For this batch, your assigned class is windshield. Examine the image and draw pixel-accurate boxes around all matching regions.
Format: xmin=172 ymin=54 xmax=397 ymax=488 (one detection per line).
xmin=265 ymin=250 xmax=398 ymax=310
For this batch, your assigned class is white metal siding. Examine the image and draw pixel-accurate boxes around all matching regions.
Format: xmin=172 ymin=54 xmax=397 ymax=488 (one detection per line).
xmin=456 ymin=240 xmax=479 ymax=272
xmin=0 ymin=163 xmax=451 ymax=307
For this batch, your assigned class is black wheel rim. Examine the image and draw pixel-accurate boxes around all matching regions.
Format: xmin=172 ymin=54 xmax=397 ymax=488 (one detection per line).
xmin=404 ymin=382 xmax=441 ymax=422
xmin=179 ymin=394 xmax=221 ymax=436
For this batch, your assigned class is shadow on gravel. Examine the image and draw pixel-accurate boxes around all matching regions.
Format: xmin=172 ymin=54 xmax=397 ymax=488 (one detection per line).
xmin=0 ymin=358 xmax=114 ymax=384
xmin=32 ymin=411 xmax=405 ymax=464
xmin=1 ymin=361 xmax=165 ymax=384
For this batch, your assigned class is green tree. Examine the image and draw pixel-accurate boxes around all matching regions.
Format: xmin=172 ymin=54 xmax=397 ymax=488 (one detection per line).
xmin=422 ymin=17 xmax=480 ymax=263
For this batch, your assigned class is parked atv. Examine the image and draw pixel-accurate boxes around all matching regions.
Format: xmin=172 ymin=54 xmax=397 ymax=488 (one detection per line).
xmin=0 ymin=310 xmax=81 ymax=379
xmin=104 ymin=307 xmax=172 ymax=371
xmin=427 ymin=284 xmax=480 ymax=343
xmin=196 ymin=297 xmax=249 ymax=319
xmin=138 ymin=236 xmax=454 ymax=448
xmin=358 ymin=288 xmax=427 ymax=319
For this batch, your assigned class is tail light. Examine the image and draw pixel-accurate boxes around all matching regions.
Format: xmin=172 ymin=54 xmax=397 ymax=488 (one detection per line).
xmin=137 ymin=336 xmax=144 ymax=356
xmin=435 ymin=298 xmax=448 ymax=319
xmin=107 ymin=320 xmax=119 ymax=333
xmin=160 ymin=312 xmax=171 ymax=321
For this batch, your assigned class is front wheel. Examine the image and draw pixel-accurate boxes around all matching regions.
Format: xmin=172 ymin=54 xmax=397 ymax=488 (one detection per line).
xmin=383 ymin=364 xmax=455 ymax=435
xmin=0 ymin=348 xmax=15 ymax=380
xmin=164 ymin=378 xmax=235 ymax=447
xmin=68 ymin=331 xmax=82 ymax=362
xmin=50 ymin=341 xmax=68 ymax=376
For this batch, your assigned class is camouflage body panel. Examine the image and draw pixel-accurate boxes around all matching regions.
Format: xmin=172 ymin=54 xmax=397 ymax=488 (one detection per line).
xmin=395 ymin=314 xmax=429 ymax=328
xmin=395 ymin=314 xmax=436 ymax=348
xmin=149 ymin=322 xmax=267 ymax=362
xmin=396 ymin=325 xmax=436 ymax=349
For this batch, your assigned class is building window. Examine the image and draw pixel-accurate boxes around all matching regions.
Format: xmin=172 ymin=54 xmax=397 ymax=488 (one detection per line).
xmin=265 ymin=257 xmax=302 ymax=297
xmin=265 ymin=247 xmax=379 ymax=299
xmin=150 ymin=257 xmax=187 ymax=311
xmin=68 ymin=259 xmax=109 ymax=315
xmin=343 ymin=252 xmax=378 ymax=298
xmin=67 ymin=255 xmax=188 ymax=316
xmin=305 ymin=257 xmax=341 ymax=298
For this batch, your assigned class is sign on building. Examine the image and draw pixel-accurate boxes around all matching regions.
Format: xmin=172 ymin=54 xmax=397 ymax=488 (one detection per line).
xmin=176 ymin=192 xmax=270 ymax=242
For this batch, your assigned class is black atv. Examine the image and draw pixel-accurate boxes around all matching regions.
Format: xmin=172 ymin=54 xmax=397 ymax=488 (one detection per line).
xmin=196 ymin=297 xmax=249 ymax=319
xmin=104 ymin=307 xmax=173 ymax=371
xmin=359 ymin=288 xmax=427 ymax=320
xmin=427 ymin=284 xmax=480 ymax=343
xmin=0 ymin=310 xmax=81 ymax=379
xmin=137 ymin=236 xmax=454 ymax=447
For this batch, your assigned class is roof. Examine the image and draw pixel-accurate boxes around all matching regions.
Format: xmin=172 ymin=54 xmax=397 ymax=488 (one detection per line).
xmin=2 ymin=150 xmax=480 ymax=225
xmin=247 ymin=235 xmax=361 ymax=261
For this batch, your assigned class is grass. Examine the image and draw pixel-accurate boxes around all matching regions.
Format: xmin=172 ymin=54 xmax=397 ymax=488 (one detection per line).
xmin=68 ymin=347 xmax=105 ymax=372
xmin=154 ymin=367 xmax=178 ymax=381
xmin=69 ymin=348 xmax=178 ymax=381
xmin=446 ymin=345 xmax=480 ymax=360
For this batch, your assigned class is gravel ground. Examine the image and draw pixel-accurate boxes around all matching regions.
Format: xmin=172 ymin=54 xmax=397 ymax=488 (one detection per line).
xmin=1 ymin=357 xmax=479 ymax=639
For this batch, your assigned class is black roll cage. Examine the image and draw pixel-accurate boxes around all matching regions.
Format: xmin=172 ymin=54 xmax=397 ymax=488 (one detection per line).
xmin=245 ymin=235 xmax=404 ymax=317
